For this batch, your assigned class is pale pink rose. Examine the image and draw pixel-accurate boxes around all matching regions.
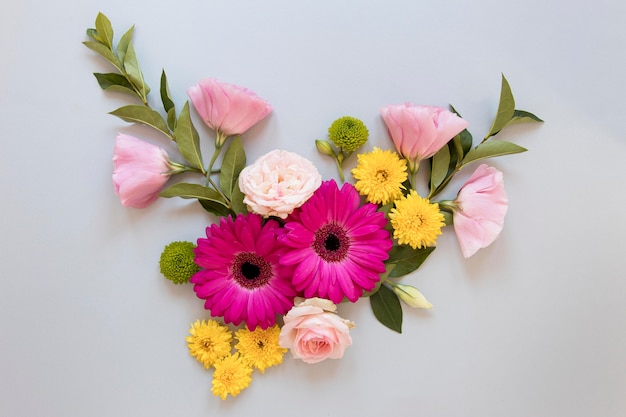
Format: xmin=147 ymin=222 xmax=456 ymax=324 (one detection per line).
xmin=112 ymin=134 xmax=172 ymax=208
xmin=238 ymin=150 xmax=322 ymax=219
xmin=187 ymin=77 xmax=272 ymax=138
xmin=380 ymin=104 xmax=468 ymax=165
xmin=453 ymin=164 xmax=508 ymax=258
xmin=279 ymin=298 xmax=354 ymax=364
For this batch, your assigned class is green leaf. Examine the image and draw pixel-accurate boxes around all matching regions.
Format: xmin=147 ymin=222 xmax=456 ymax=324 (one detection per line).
xmin=386 ymin=245 xmax=436 ymax=277
xmin=160 ymin=183 xmax=228 ymax=205
xmin=93 ymin=73 xmax=141 ymax=99
xmin=461 ymin=140 xmax=527 ymax=167
xmin=430 ymin=144 xmax=450 ymax=192
xmin=116 ymin=25 xmax=135 ymax=65
xmin=95 ymin=12 xmax=114 ymax=49
xmin=123 ymin=42 xmax=150 ymax=99
xmin=109 ymin=105 xmax=171 ymax=138
xmin=458 ymin=128 xmax=473 ymax=156
xmin=485 ymin=74 xmax=516 ymax=139
xmin=83 ymin=41 xmax=122 ymax=71
xmin=92 ymin=71 xmax=133 ymax=90
xmin=370 ymin=284 xmax=403 ymax=333
xmin=160 ymin=70 xmax=176 ymax=113
xmin=86 ymin=28 xmax=99 ymax=41
xmin=167 ymin=107 xmax=177 ymax=131
xmin=230 ymin=181 xmax=248 ymax=215
xmin=174 ymin=102 xmax=204 ymax=170
xmin=219 ymin=137 xmax=246 ymax=200
xmin=449 ymin=105 xmax=473 ymax=156
xmin=199 ymin=199 xmax=234 ymax=217
xmin=506 ymin=109 xmax=544 ymax=126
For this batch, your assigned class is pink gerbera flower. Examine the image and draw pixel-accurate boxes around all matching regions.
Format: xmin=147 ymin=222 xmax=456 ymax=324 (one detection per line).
xmin=191 ymin=213 xmax=296 ymax=330
xmin=278 ymin=180 xmax=392 ymax=303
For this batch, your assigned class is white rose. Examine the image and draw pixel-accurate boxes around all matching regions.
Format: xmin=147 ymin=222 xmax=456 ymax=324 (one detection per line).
xmin=238 ymin=150 xmax=322 ymax=219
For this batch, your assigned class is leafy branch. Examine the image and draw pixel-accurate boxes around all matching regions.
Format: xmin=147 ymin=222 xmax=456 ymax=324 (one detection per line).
xmin=84 ymin=12 xmax=248 ymax=218
xmin=428 ymin=74 xmax=543 ymax=199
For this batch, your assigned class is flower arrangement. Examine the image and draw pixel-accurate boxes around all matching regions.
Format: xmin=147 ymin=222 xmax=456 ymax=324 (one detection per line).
xmin=84 ymin=13 xmax=543 ymax=400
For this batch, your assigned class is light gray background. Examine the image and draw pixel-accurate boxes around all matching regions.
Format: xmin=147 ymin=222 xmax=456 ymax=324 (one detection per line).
xmin=1 ymin=1 xmax=624 ymax=416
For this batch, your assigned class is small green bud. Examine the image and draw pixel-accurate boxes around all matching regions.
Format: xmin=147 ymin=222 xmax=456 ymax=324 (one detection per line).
xmin=315 ymin=139 xmax=335 ymax=157
xmin=159 ymin=241 xmax=200 ymax=284
xmin=327 ymin=116 xmax=369 ymax=152
xmin=391 ymin=283 xmax=433 ymax=309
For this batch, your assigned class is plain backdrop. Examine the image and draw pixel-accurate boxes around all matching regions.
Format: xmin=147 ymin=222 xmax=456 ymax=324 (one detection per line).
xmin=1 ymin=1 xmax=625 ymax=416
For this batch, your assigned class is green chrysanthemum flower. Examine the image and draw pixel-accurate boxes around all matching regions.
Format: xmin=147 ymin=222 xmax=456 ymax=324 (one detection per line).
xmin=328 ymin=116 xmax=369 ymax=152
xmin=159 ymin=241 xmax=200 ymax=284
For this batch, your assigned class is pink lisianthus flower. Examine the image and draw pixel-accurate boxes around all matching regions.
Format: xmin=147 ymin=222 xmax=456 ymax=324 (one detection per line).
xmin=238 ymin=149 xmax=322 ymax=219
xmin=380 ymin=104 xmax=468 ymax=170
xmin=279 ymin=297 xmax=354 ymax=364
xmin=187 ymin=77 xmax=272 ymax=144
xmin=452 ymin=164 xmax=508 ymax=258
xmin=112 ymin=133 xmax=172 ymax=208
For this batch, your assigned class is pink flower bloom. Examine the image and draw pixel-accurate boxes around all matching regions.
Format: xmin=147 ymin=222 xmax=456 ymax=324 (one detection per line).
xmin=278 ymin=180 xmax=392 ymax=303
xmin=112 ymin=133 xmax=172 ymax=208
xmin=238 ymin=149 xmax=322 ymax=219
xmin=453 ymin=164 xmax=508 ymax=258
xmin=279 ymin=298 xmax=354 ymax=364
xmin=380 ymin=104 xmax=468 ymax=165
xmin=187 ymin=77 xmax=272 ymax=138
xmin=191 ymin=213 xmax=297 ymax=330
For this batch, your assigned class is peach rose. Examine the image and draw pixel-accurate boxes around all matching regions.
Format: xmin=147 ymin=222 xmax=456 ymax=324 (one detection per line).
xmin=279 ymin=298 xmax=354 ymax=364
xmin=238 ymin=150 xmax=322 ymax=219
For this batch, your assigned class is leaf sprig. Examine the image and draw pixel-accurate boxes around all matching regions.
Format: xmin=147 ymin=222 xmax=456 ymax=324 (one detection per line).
xmin=84 ymin=12 xmax=247 ymax=217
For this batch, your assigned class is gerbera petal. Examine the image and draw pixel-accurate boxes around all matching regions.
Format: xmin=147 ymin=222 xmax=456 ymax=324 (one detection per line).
xmin=292 ymin=255 xmax=321 ymax=287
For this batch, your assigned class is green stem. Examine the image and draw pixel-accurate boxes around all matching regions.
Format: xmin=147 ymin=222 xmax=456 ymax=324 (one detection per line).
xmin=408 ymin=159 xmax=420 ymax=190
xmin=167 ymin=161 xmax=205 ymax=175
xmin=334 ymin=158 xmax=345 ymax=183
xmin=203 ymin=138 xmax=231 ymax=208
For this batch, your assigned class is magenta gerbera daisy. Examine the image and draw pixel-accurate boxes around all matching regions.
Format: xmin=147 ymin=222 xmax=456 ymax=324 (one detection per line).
xmin=191 ymin=213 xmax=297 ymax=330
xmin=278 ymin=179 xmax=392 ymax=303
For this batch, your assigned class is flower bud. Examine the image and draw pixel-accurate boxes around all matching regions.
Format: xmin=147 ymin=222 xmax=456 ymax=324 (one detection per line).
xmin=391 ymin=283 xmax=433 ymax=309
xmin=315 ymin=139 xmax=336 ymax=157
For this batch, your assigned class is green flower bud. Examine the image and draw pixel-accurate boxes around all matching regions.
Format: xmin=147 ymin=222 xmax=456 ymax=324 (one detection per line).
xmin=327 ymin=116 xmax=369 ymax=152
xmin=315 ymin=139 xmax=336 ymax=157
xmin=159 ymin=241 xmax=200 ymax=284
xmin=391 ymin=283 xmax=433 ymax=309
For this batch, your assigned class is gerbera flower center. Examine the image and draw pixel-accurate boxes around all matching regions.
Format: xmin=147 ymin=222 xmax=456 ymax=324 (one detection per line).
xmin=376 ymin=169 xmax=389 ymax=182
xmin=231 ymin=252 xmax=273 ymax=289
xmin=313 ymin=222 xmax=350 ymax=262
xmin=241 ymin=261 xmax=261 ymax=280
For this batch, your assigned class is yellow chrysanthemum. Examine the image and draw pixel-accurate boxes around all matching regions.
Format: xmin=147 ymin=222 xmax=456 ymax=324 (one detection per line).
xmin=389 ymin=190 xmax=445 ymax=249
xmin=351 ymin=147 xmax=407 ymax=204
xmin=211 ymin=353 xmax=253 ymax=400
xmin=234 ymin=325 xmax=287 ymax=373
xmin=186 ymin=320 xmax=233 ymax=369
